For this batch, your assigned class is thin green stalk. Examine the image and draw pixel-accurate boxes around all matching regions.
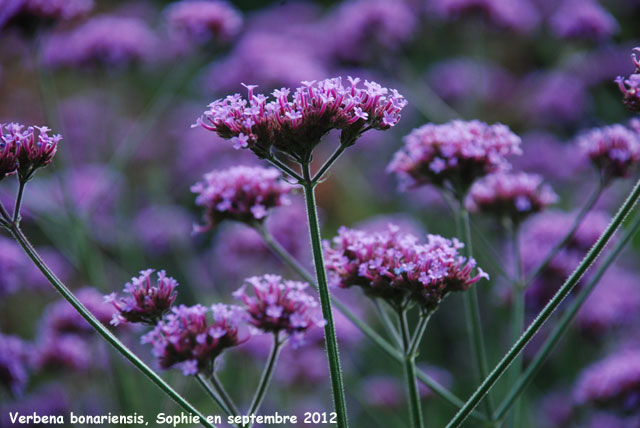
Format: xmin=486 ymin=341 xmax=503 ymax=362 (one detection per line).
xmin=525 ymin=182 xmax=604 ymax=285
xmin=505 ymin=223 xmax=525 ymax=427
xmin=247 ymin=335 xmax=282 ymax=422
xmin=267 ymin=156 xmax=304 ymax=183
xmin=312 ymin=144 xmax=347 ymax=183
xmin=196 ymin=373 xmax=233 ymax=417
xmin=13 ymin=180 xmax=26 ymax=224
xmin=459 ymin=205 xmax=494 ymax=417
xmin=301 ymin=162 xmax=349 ymax=428
xmin=495 ymin=212 xmax=640 ymax=420
xmin=3 ymin=222 xmax=215 ymax=428
xmin=211 ymin=374 xmax=241 ymax=417
xmin=445 ymin=177 xmax=640 ymax=428
xmin=374 ymin=300 xmax=403 ymax=347
xmin=409 ymin=312 xmax=432 ymax=357
xmin=257 ymin=217 xmax=487 ymax=422
xmin=400 ymin=310 xmax=424 ymax=428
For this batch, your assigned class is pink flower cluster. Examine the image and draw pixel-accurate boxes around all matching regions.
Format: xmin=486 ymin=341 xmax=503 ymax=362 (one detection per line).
xmin=577 ymin=124 xmax=640 ymax=180
xmin=165 ymin=0 xmax=242 ymax=44
xmin=388 ymin=120 xmax=521 ymax=193
xmin=191 ymin=166 xmax=292 ymax=231
xmin=616 ymin=48 xmax=640 ymax=113
xmin=42 ymin=16 xmax=158 ymax=69
xmin=466 ymin=172 xmax=558 ymax=222
xmin=105 ymin=269 xmax=179 ymax=326
xmin=233 ymin=274 xmax=325 ymax=347
xmin=0 ymin=123 xmax=60 ymax=180
xmin=196 ymin=77 xmax=407 ymax=161
xmin=324 ymin=225 xmax=488 ymax=310
xmin=142 ymin=304 xmax=244 ymax=375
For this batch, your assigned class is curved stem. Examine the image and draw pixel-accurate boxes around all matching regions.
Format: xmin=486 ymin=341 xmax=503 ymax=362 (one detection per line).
xmin=267 ymin=156 xmax=304 ymax=183
xmin=257 ymin=214 xmax=488 ymax=422
xmin=196 ymin=373 xmax=232 ymax=417
xmin=6 ymin=223 xmax=216 ymax=428
xmin=495 ymin=212 xmax=640 ymax=420
xmin=409 ymin=312 xmax=432 ymax=357
xmin=459 ymin=205 xmax=494 ymax=418
xmin=211 ymin=374 xmax=241 ymax=417
xmin=525 ymin=182 xmax=604 ymax=285
xmin=445 ymin=177 xmax=640 ymax=428
xmin=375 ymin=300 xmax=403 ymax=348
xmin=400 ymin=310 xmax=424 ymax=428
xmin=301 ymin=162 xmax=349 ymax=428
xmin=247 ymin=335 xmax=282 ymax=422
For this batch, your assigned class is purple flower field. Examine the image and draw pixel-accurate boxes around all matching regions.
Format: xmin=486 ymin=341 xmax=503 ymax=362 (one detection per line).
xmin=1 ymin=1 xmax=640 ymax=427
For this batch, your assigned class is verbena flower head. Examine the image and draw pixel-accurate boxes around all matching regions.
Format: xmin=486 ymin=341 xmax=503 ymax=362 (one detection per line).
xmin=41 ymin=16 xmax=158 ymax=69
xmin=324 ymin=225 xmax=488 ymax=310
xmin=196 ymin=77 xmax=407 ymax=162
xmin=431 ymin=0 xmax=540 ymax=34
xmin=105 ymin=269 xmax=179 ymax=326
xmin=388 ymin=120 xmax=522 ymax=195
xmin=32 ymin=334 xmax=91 ymax=372
xmin=466 ymin=172 xmax=558 ymax=222
xmin=233 ymin=274 xmax=325 ymax=346
xmin=165 ymin=0 xmax=242 ymax=44
xmin=21 ymin=0 xmax=93 ymax=21
xmin=574 ymin=349 xmax=640 ymax=412
xmin=577 ymin=124 xmax=640 ymax=180
xmin=192 ymin=165 xmax=292 ymax=232
xmin=0 ymin=333 xmax=28 ymax=395
xmin=0 ymin=123 xmax=60 ymax=180
xmin=550 ymin=0 xmax=618 ymax=41
xmin=615 ymin=48 xmax=640 ymax=113
xmin=41 ymin=288 xmax=114 ymax=337
xmin=142 ymin=304 xmax=244 ymax=375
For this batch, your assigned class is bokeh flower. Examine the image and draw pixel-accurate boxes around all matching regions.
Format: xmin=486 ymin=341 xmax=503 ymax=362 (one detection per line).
xmin=574 ymin=349 xmax=640 ymax=412
xmin=549 ymin=0 xmax=618 ymax=41
xmin=142 ymin=304 xmax=244 ymax=375
xmin=165 ymin=0 xmax=242 ymax=45
xmin=388 ymin=120 xmax=521 ymax=194
xmin=105 ymin=269 xmax=179 ymax=326
xmin=0 ymin=333 xmax=29 ymax=395
xmin=324 ymin=225 xmax=488 ymax=310
xmin=233 ymin=274 xmax=325 ymax=346
xmin=431 ymin=0 xmax=541 ymax=34
xmin=196 ymin=77 xmax=407 ymax=161
xmin=40 ymin=288 xmax=114 ymax=336
xmin=41 ymin=16 xmax=158 ymax=69
xmin=31 ymin=334 xmax=91 ymax=372
xmin=192 ymin=165 xmax=292 ymax=232
xmin=466 ymin=172 xmax=558 ymax=222
xmin=577 ymin=124 xmax=640 ymax=180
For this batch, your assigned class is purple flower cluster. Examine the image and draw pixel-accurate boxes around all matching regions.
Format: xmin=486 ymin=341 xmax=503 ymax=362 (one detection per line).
xmin=549 ymin=0 xmax=618 ymax=41
xmin=466 ymin=172 xmax=558 ymax=222
xmin=577 ymin=124 xmax=640 ymax=180
xmin=31 ymin=334 xmax=91 ymax=372
xmin=431 ymin=0 xmax=541 ymax=34
xmin=324 ymin=225 xmax=488 ymax=310
xmin=233 ymin=274 xmax=325 ymax=346
xmin=42 ymin=16 xmax=158 ymax=69
xmin=4 ymin=0 xmax=93 ymax=29
xmin=388 ymin=120 xmax=522 ymax=193
xmin=142 ymin=304 xmax=244 ymax=375
xmin=165 ymin=0 xmax=242 ymax=44
xmin=0 ymin=333 xmax=29 ymax=395
xmin=196 ymin=77 xmax=407 ymax=161
xmin=616 ymin=48 xmax=640 ymax=113
xmin=192 ymin=166 xmax=292 ymax=231
xmin=0 ymin=123 xmax=60 ymax=180
xmin=574 ymin=349 xmax=640 ymax=412
xmin=40 ymin=288 xmax=114 ymax=337
xmin=105 ymin=269 xmax=179 ymax=326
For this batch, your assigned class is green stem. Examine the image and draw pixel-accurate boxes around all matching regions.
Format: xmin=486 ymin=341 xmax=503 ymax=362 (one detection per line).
xmin=445 ymin=177 xmax=640 ymax=428
xmin=247 ymin=335 xmax=282 ymax=423
xmin=525 ymin=182 xmax=604 ymax=285
xmin=312 ymin=144 xmax=347 ymax=183
xmin=400 ymin=310 xmax=424 ymax=428
xmin=374 ymin=300 xmax=403 ymax=347
xmin=409 ymin=312 xmax=432 ymax=357
xmin=212 ymin=374 xmax=241 ymax=417
xmin=267 ymin=156 xmax=304 ymax=183
xmin=494 ymin=212 xmax=640 ymax=420
xmin=459 ymin=205 xmax=494 ymax=417
xmin=13 ymin=179 xmax=27 ymax=224
xmin=5 ymin=223 xmax=215 ymax=428
xmin=505 ymin=223 xmax=524 ymax=426
xmin=257 ymin=215 xmax=487 ymax=422
xmin=301 ymin=162 xmax=349 ymax=428
xmin=196 ymin=373 xmax=232 ymax=417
